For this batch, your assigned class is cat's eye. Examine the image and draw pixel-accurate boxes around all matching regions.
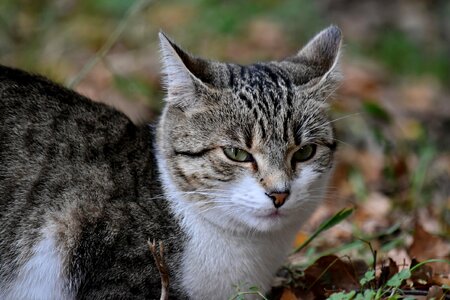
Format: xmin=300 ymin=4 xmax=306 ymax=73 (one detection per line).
xmin=292 ymin=144 xmax=317 ymax=163
xmin=223 ymin=148 xmax=254 ymax=163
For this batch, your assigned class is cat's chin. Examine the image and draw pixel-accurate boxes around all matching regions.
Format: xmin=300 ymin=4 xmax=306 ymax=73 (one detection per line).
xmin=201 ymin=208 xmax=297 ymax=234
xmin=248 ymin=216 xmax=288 ymax=232
xmin=245 ymin=210 xmax=300 ymax=232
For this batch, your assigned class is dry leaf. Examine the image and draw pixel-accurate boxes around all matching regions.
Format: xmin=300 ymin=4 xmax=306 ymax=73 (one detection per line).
xmin=426 ymin=285 xmax=444 ymax=300
xmin=280 ymin=288 xmax=297 ymax=300
xmin=304 ymin=255 xmax=360 ymax=298
xmin=408 ymin=223 xmax=450 ymax=274
xmin=378 ymin=258 xmax=399 ymax=287
xmin=293 ymin=231 xmax=309 ymax=249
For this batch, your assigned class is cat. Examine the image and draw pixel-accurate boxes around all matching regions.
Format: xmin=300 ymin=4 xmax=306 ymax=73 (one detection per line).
xmin=0 ymin=25 xmax=342 ymax=299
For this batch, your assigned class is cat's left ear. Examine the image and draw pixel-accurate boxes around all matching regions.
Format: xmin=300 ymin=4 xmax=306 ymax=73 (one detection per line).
xmin=284 ymin=25 xmax=342 ymax=98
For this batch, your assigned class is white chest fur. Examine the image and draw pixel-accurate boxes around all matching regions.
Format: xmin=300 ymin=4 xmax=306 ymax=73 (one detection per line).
xmin=0 ymin=226 xmax=73 ymax=300
xmin=178 ymin=212 xmax=297 ymax=299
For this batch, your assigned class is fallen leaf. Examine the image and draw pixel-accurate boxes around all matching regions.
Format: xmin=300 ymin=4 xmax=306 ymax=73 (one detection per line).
xmin=431 ymin=274 xmax=450 ymax=286
xmin=354 ymin=192 xmax=392 ymax=234
xmin=386 ymin=248 xmax=412 ymax=269
xmin=293 ymin=231 xmax=309 ymax=249
xmin=410 ymin=258 xmax=434 ymax=288
xmin=426 ymin=285 xmax=444 ymax=300
xmin=378 ymin=258 xmax=399 ymax=287
xmin=304 ymin=255 xmax=360 ymax=298
xmin=408 ymin=223 xmax=450 ymax=274
xmin=280 ymin=288 xmax=297 ymax=300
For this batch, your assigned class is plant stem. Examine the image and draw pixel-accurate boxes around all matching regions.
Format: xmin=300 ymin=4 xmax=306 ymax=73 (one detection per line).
xmin=66 ymin=0 xmax=152 ymax=88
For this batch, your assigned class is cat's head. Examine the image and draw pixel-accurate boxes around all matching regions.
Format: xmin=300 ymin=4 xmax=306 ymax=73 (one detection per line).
xmin=156 ymin=26 xmax=342 ymax=233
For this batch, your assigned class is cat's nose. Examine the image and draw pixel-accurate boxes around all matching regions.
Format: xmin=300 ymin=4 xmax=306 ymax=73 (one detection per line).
xmin=266 ymin=191 xmax=290 ymax=208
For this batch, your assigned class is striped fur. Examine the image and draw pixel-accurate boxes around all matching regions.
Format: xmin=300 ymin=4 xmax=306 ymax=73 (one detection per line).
xmin=0 ymin=26 xmax=342 ymax=299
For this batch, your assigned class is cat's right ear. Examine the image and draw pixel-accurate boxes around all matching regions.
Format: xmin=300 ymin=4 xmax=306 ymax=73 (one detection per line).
xmin=159 ymin=32 xmax=211 ymax=108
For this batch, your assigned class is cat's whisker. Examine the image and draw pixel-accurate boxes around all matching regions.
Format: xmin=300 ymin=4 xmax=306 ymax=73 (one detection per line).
xmin=329 ymin=137 xmax=351 ymax=147
xmin=184 ymin=188 xmax=229 ymax=193
xmin=302 ymin=113 xmax=360 ymax=137
xmin=168 ymin=191 xmax=225 ymax=198
xmin=304 ymin=186 xmax=339 ymax=192
xmin=197 ymin=204 xmax=237 ymax=215
xmin=170 ymin=190 xmax=224 ymax=195
xmin=328 ymin=112 xmax=361 ymax=124
xmin=289 ymin=200 xmax=320 ymax=211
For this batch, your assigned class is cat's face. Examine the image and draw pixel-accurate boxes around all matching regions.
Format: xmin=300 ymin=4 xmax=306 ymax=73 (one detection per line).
xmin=157 ymin=26 xmax=341 ymax=233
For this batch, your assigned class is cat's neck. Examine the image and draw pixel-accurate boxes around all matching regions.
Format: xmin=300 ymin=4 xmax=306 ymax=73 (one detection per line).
xmin=179 ymin=211 xmax=296 ymax=299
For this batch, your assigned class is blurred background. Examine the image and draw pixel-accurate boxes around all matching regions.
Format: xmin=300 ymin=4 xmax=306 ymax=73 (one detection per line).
xmin=1 ymin=0 xmax=448 ymax=267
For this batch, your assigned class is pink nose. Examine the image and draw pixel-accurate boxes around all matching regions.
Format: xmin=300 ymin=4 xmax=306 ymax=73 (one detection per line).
xmin=267 ymin=192 xmax=290 ymax=208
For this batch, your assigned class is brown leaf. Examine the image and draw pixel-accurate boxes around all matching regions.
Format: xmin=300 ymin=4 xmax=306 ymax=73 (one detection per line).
xmin=431 ymin=274 xmax=450 ymax=286
xmin=378 ymin=258 xmax=399 ymax=288
xmin=408 ymin=223 xmax=450 ymax=275
xmin=292 ymin=289 xmax=315 ymax=300
xmin=292 ymin=231 xmax=309 ymax=250
xmin=398 ymin=79 xmax=439 ymax=113
xmin=386 ymin=248 xmax=411 ymax=270
xmin=340 ymin=63 xmax=382 ymax=100
xmin=426 ymin=285 xmax=444 ymax=300
xmin=304 ymin=255 xmax=359 ymax=298
xmin=354 ymin=192 xmax=392 ymax=234
xmin=280 ymin=288 xmax=297 ymax=300
xmin=410 ymin=258 xmax=434 ymax=288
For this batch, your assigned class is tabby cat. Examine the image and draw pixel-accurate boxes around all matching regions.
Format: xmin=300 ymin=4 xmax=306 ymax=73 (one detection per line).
xmin=0 ymin=25 xmax=342 ymax=299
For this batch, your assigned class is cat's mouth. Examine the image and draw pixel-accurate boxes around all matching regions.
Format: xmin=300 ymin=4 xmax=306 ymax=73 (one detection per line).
xmin=255 ymin=209 xmax=285 ymax=219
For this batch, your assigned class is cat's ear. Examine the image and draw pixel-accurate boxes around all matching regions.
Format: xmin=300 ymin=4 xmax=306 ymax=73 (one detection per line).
xmin=159 ymin=32 xmax=213 ymax=108
xmin=285 ymin=25 xmax=342 ymax=96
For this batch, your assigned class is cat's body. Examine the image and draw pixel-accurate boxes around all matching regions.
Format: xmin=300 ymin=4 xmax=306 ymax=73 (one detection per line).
xmin=0 ymin=65 xmax=186 ymax=299
xmin=0 ymin=26 xmax=342 ymax=299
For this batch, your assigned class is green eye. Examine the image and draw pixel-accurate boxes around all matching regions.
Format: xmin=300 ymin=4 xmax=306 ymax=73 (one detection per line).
xmin=223 ymin=148 xmax=254 ymax=162
xmin=292 ymin=144 xmax=317 ymax=163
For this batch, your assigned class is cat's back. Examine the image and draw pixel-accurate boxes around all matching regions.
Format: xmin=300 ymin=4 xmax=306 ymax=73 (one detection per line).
xmin=0 ymin=65 xmax=100 ymax=117
xmin=0 ymin=64 xmax=125 ymax=135
xmin=0 ymin=65 xmax=128 ymax=145
xmin=0 ymin=64 xmax=150 ymax=211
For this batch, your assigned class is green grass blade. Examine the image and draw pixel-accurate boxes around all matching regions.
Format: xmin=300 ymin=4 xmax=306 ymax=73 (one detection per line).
xmin=409 ymin=258 xmax=450 ymax=272
xmin=292 ymin=207 xmax=354 ymax=254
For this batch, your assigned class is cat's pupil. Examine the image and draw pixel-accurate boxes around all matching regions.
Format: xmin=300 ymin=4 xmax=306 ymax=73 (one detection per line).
xmin=223 ymin=147 xmax=254 ymax=162
xmin=292 ymin=144 xmax=317 ymax=163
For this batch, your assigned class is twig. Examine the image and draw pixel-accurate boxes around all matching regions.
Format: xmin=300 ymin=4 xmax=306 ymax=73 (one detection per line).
xmin=0 ymin=15 xmax=20 ymax=44
xmin=66 ymin=0 xmax=152 ymax=88
xmin=148 ymin=239 xmax=169 ymax=300
xmin=306 ymin=256 xmax=341 ymax=292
